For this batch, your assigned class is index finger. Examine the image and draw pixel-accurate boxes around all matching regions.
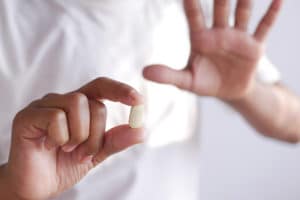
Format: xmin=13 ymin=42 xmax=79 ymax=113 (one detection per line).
xmin=184 ymin=0 xmax=206 ymax=34
xmin=76 ymin=77 xmax=144 ymax=106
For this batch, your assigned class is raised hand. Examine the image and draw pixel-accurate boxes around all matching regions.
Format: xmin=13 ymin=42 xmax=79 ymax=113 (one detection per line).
xmin=144 ymin=0 xmax=283 ymax=100
xmin=4 ymin=78 xmax=144 ymax=199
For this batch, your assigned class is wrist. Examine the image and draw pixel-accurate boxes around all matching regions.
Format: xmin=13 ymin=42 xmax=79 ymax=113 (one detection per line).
xmin=223 ymin=81 xmax=259 ymax=106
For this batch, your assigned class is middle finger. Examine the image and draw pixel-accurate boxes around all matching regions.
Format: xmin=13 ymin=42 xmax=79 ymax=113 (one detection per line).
xmin=213 ymin=0 xmax=230 ymax=28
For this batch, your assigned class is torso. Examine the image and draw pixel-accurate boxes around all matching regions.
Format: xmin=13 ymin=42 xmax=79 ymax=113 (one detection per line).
xmin=0 ymin=0 xmax=207 ymax=199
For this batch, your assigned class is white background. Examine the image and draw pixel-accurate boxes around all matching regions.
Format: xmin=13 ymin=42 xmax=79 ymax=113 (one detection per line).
xmin=199 ymin=1 xmax=300 ymax=199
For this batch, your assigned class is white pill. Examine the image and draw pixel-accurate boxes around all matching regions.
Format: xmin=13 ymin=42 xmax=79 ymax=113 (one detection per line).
xmin=129 ymin=105 xmax=144 ymax=129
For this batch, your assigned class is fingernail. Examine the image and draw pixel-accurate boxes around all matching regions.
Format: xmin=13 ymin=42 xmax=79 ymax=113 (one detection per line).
xmin=81 ymin=155 xmax=93 ymax=164
xmin=62 ymin=144 xmax=77 ymax=153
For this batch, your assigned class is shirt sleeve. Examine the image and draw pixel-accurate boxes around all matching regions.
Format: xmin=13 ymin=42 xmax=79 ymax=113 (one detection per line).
xmin=256 ymin=56 xmax=281 ymax=84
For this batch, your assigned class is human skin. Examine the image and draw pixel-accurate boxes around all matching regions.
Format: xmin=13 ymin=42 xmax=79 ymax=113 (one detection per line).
xmin=0 ymin=78 xmax=145 ymax=199
xmin=144 ymin=0 xmax=300 ymax=142
xmin=1 ymin=0 xmax=300 ymax=199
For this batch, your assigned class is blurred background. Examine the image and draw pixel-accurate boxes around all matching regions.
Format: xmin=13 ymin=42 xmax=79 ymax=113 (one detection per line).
xmin=198 ymin=0 xmax=300 ymax=199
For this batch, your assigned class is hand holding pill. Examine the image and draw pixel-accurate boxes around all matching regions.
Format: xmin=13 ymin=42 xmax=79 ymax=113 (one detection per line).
xmin=4 ymin=77 xmax=145 ymax=200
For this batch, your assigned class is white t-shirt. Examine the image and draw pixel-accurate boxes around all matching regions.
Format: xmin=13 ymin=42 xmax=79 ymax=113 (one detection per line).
xmin=0 ymin=0 xmax=280 ymax=199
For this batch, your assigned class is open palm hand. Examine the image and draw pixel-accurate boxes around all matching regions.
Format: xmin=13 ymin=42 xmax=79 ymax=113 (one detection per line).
xmin=144 ymin=0 xmax=282 ymax=100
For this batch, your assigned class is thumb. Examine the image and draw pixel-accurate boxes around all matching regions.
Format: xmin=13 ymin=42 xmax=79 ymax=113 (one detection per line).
xmin=143 ymin=65 xmax=192 ymax=90
xmin=93 ymin=125 xmax=145 ymax=164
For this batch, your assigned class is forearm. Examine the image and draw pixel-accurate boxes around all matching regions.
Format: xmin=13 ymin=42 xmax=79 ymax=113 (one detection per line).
xmin=0 ymin=164 xmax=18 ymax=199
xmin=227 ymin=81 xmax=300 ymax=143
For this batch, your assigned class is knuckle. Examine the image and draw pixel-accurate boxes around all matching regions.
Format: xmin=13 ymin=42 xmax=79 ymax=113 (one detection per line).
xmin=71 ymin=132 xmax=89 ymax=144
xmin=42 ymin=93 xmax=59 ymax=100
xmin=53 ymin=134 xmax=69 ymax=146
xmin=68 ymin=92 xmax=88 ymax=107
xmin=94 ymin=103 xmax=107 ymax=118
xmin=95 ymin=77 xmax=109 ymax=84
xmin=28 ymin=99 xmax=43 ymax=107
xmin=57 ymin=137 xmax=68 ymax=146
xmin=50 ymin=109 xmax=66 ymax=124
xmin=96 ymin=77 xmax=106 ymax=82
xmin=13 ymin=109 xmax=27 ymax=125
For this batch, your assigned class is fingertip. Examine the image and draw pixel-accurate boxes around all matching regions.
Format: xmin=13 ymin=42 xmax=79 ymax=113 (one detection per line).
xmin=143 ymin=65 xmax=193 ymax=91
xmin=92 ymin=125 xmax=146 ymax=165
xmin=127 ymin=126 xmax=146 ymax=143
xmin=105 ymin=125 xmax=146 ymax=153
xmin=142 ymin=65 xmax=156 ymax=80
xmin=128 ymin=89 xmax=144 ymax=106
xmin=143 ymin=65 xmax=157 ymax=76
xmin=274 ymin=0 xmax=283 ymax=10
xmin=143 ymin=65 xmax=170 ymax=83
xmin=115 ymin=125 xmax=146 ymax=143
